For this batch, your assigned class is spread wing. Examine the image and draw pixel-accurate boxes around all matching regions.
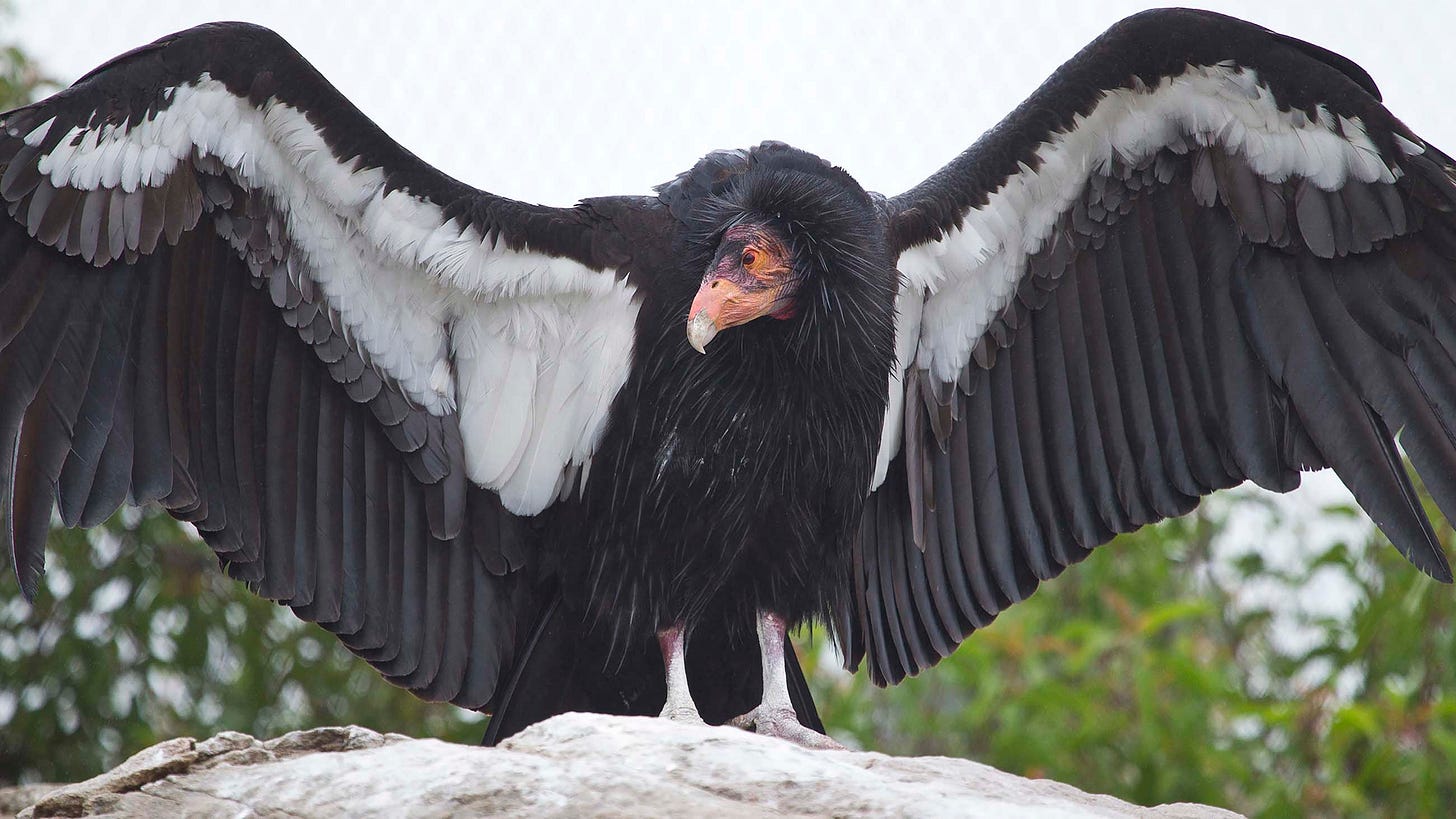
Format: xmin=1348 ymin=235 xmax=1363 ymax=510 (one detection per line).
xmin=0 ymin=23 xmax=657 ymax=708
xmin=849 ymin=9 xmax=1456 ymax=685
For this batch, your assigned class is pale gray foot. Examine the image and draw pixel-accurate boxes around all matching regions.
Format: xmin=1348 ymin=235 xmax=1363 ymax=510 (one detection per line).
xmin=730 ymin=704 xmax=845 ymax=749
xmin=660 ymin=704 xmax=707 ymax=724
xmin=730 ymin=610 xmax=845 ymax=750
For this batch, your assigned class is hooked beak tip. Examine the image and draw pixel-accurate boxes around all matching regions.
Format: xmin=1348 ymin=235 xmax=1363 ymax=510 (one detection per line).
xmin=687 ymin=310 xmax=719 ymax=354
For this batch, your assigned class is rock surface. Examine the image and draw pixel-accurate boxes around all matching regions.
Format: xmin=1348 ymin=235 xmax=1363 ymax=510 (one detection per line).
xmin=7 ymin=714 xmax=1244 ymax=818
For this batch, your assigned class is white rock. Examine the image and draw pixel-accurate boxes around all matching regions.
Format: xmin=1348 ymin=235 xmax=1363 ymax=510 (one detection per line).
xmin=9 ymin=713 xmax=1243 ymax=818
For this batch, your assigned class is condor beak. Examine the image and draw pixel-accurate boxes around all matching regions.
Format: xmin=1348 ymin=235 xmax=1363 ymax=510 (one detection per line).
xmin=686 ymin=277 xmax=751 ymax=354
xmin=686 ymin=271 xmax=795 ymax=353
xmin=687 ymin=310 xmax=719 ymax=354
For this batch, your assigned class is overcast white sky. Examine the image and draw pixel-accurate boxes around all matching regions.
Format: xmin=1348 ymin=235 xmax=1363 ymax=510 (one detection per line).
xmin=13 ymin=1 xmax=1451 ymax=619
xmin=14 ymin=1 xmax=1456 ymax=207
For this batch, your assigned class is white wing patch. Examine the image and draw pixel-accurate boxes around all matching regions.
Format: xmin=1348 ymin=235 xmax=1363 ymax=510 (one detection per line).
xmin=903 ymin=63 xmax=1409 ymax=387
xmin=870 ymin=278 xmax=922 ymax=491
xmin=453 ymin=280 xmax=639 ymax=513
xmin=25 ymin=75 xmax=639 ymax=516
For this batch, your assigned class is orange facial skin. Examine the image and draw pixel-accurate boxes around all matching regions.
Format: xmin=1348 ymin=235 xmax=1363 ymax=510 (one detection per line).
xmin=686 ymin=224 xmax=800 ymax=352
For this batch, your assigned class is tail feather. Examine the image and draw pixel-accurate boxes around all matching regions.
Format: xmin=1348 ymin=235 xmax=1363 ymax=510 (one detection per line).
xmin=482 ymin=593 xmax=825 ymax=745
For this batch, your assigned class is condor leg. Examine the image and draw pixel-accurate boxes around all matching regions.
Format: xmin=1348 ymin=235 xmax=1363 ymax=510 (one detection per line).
xmin=657 ymin=623 xmax=704 ymax=724
xmin=730 ymin=611 xmax=844 ymax=749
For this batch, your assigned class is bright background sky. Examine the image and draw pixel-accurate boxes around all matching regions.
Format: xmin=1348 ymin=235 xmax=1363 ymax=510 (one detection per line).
xmin=15 ymin=1 xmax=1456 ymax=207
xmin=13 ymin=1 xmax=1456 ymax=653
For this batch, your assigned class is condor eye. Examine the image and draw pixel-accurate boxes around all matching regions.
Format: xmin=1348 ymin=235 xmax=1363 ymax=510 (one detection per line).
xmin=741 ymin=249 xmax=758 ymax=268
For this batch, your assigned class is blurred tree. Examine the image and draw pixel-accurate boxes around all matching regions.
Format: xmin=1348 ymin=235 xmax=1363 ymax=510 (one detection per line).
xmin=0 ymin=6 xmax=46 ymax=108
xmin=0 ymin=510 xmax=486 ymax=785
xmin=808 ymin=487 xmax=1456 ymax=819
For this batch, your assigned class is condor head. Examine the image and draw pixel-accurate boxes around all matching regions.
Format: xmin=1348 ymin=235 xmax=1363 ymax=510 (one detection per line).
xmin=668 ymin=143 xmax=897 ymax=369
xmin=686 ymin=221 xmax=805 ymax=354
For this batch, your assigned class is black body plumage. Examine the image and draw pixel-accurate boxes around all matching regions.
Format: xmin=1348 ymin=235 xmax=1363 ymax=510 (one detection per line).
xmin=559 ymin=143 xmax=898 ymax=653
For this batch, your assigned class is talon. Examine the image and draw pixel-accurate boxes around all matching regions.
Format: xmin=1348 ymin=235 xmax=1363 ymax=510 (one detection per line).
xmin=728 ymin=706 xmax=844 ymax=750
xmin=729 ymin=708 xmax=758 ymax=731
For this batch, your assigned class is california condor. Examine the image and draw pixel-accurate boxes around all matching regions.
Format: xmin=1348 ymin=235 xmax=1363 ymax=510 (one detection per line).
xmin=4 ymin=9 xmax=1456 ymax=749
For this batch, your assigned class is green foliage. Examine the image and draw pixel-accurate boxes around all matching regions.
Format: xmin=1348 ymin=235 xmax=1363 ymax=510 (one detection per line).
xmin=14 ymin=490 xmax=1446 ymax=818
xmin=0 ymin=4 xmax=51 ymax=110
xmin=808 ymin=493 xmax=1456 ymax=818
xmin=0 ymin=43 xmax=45 ymax=108
xmin=0 ymin=511 xmax=484 ymax=784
